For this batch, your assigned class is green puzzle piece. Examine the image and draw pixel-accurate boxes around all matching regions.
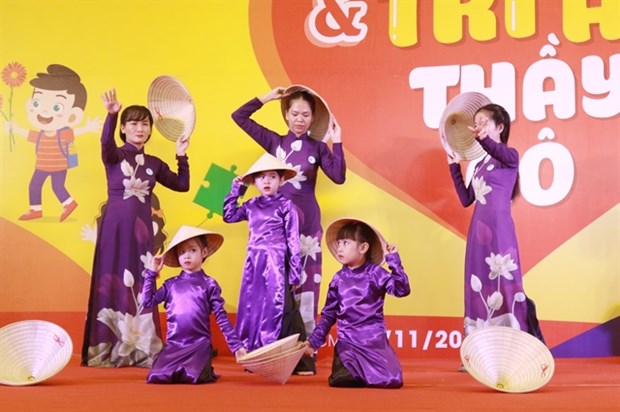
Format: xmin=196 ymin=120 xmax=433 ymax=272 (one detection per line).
xmin=193 ymin=163 xmax=238 ymax=219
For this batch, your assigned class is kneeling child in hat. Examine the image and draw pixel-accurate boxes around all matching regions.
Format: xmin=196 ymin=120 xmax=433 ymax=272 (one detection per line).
xmin=303 ymin=218 xmax=411 ymax=388
xmin=142 ymin=225 xmax=247 ymax=384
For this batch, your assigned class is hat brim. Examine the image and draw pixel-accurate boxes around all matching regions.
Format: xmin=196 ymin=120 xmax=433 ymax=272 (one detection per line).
xmin=241 ymin=153 xmax=298 ymax=185
xmin=280 ymin=84 xmax=332 ymax=141
xmin=147 ymin=75 xmax=196 ymax=142
xmin=325 ymin=217 xmax=387 ymax=266
xmin=162 ymin=225 xmax=224 ymax=267
xmin=439 ymin=92 xmax=491 ymax=160
xmin=460 ymin=326 xmax=555 ymax=393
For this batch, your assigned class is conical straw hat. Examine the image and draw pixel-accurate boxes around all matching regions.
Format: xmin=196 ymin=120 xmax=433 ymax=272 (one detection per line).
xmin=460 ymin=326 xmax=555 ymax=393
xmin=147 ymin=75 xmax=196 ymax=142
xmin=325 ymin=217 xmax=387 ymax=265
xmin=242 ymin=343 xmax=306 ymax=384
xmin=240 ymin=153 xmax=297 ymax=185
xmin=0 ymin=320 xmax=73 ymax=386
xmin=162 ymin=225 xmax=224 ymax=267
xmin=439 ymin=92 xmax=491 ymax=160
xmin=280 ymin=84 xmax=333 ymax=141
xmin=236 ymin=334 xmax=300 ymax=363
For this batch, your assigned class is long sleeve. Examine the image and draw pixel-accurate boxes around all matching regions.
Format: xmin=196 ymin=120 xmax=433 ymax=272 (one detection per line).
xmin=141 ymin=269 xmax=167 ymax=308
xmin=449 ymin=162 xmax=475 ymax=207
xmin=231 ymin=98 xmax=280 ymax=152
xmin=222 ymin=180 xmax=249 ymax=223
xmin=284 ymin=200 xmax=302 ymax=286
xmin=155 ymin=154 xmax=190 ymax=192
xmin=101 ymin=113 xmax=122 ymax=165
xmin=478 ymin=137 xmax=519 ymax=168
xmin=208 ymin=279 xmax=243 ymax=353
xmin=384 ymin=253 xmax=411 ymax=298
xmin=307 ymin=280 xmax=339 ymax=349
xmin=318 ymin=141 xmax=346 ymax=184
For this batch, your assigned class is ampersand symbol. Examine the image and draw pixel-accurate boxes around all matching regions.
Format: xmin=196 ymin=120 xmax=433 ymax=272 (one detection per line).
xmin=307 ymin=0 xmax=368 ymax=46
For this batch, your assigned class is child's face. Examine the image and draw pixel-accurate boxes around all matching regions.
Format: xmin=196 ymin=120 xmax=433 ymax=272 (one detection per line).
xmin=335 ymin=238 xmax=368 ymax=269
xmin=285 ymin=98 xmax=313 ymax=137
xmin=121 ymin=118 xmax=152 ymax=148
xmin=26 ymin=88 xmax=83 ymax=131
xmin=176 ymin=238 xmax=207 ymax=273
xmin=253 ymin=170 xmax=284 ymax=196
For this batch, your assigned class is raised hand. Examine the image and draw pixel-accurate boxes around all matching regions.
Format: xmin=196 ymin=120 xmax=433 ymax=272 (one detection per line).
xmin=259 ymin=86 xmax=286 ymax=104
xmin=176 ymin=134 xmax=189 ymax=156
xmin=101 ymin=89 xmax=122 ymax=114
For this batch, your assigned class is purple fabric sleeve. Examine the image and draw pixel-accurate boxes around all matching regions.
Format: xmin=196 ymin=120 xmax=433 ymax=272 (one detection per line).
xmin=383 ymin=253 xmax=411 ymax=298
xmin=207 ymin=279 xmax=243 ymax=353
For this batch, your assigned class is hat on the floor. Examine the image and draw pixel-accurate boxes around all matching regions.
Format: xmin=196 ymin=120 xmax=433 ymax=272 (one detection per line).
xmin=280 ymin=84 xmax=332 ymax=141
xmin=237 ymin=334 xmax=300 ymax=363
xmin=460 ymin=326 xmax=555 ymax=393
xmin=147 ymin=75 xmax=196 ymax=142
xmin=237 ymin=334 xmax=305 ymax=384
xmin=240 ymin=153 xmax=297 ymax=185
xmin=439 ymin=92 xmax=491 ymax=160
xmin=0 ymin=320 xmax=73 ymax=386
xmin=325 ymin=217 xmax=387 ymax=266
xmin=162 ymin=225 xmax=224 ymax=267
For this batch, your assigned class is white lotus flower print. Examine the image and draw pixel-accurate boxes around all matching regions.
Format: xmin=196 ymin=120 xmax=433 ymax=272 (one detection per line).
xmin=120 ymin=159 xmax=134 ymax=177
xmin=486 ymin=253 xmax=518 ymax=281
xmin=123 ymin=269 xmax=135 ymax=288
xmin=123 ymin=176 xmax=150 ymax=203
xmin=470 ymin=274 xmax=482 ymax=292
xmin=115 ymin=312 xmax=161 ymax=357
xmin=300 ymin=235 xmax=321 ymax=261
xmin=135 ymin=154 xmax=145 ymax=166
xmin=290 ymin=140 xmax=303 ymax=152
xmin=472 ymin=176 xmax=492 ymax=205
xmin=487 ymin=291 xmax=504 ymax=311
xmin=285 ymin=164 xmax=307 ymax=190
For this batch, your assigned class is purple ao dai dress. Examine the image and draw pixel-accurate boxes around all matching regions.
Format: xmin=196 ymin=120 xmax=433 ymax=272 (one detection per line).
xmin=232 ymin=98 xmax=346 ymax=336
xmin=141 ymin=269 xmax=243 ymax=384
xmin=307 ymin=253 xmax=411 ymax=388
xmin=449 ymin=137 xmax=543 ymax=341
xmin=223 ymin=181 xmax=302 ymax=351
xmin=81 ymin=113 xmax=190 ymax=367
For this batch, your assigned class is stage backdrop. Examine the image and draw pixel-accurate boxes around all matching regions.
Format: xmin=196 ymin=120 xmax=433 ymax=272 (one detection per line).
xmin=0 ymin=0 xmax=618 ymax=359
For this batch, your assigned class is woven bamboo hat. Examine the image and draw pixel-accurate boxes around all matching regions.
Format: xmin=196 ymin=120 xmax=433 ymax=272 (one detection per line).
xmin=240 ymin=341 xmax=306 ymax=385
xmin=237 ymin=334 xmax=300 ymax=363
xmin=325 ymin=217 xmax=387 ymax=266
xmin=162 ymin=225 xmax=224 ymax=267
xmin=280 ymin=84 xmax=333 ymax=141
xmin=460 ymin=326 xmax=555 ymax=393
xmin=0 ymin=320 xmax=73 ymax=386
xmin=240 ymin=153 xmax=297 ymax=185
xmin=147 ymin=75 xmax=196 ymax=141
xmin=439 ymin=92 xmax=491 ymax=160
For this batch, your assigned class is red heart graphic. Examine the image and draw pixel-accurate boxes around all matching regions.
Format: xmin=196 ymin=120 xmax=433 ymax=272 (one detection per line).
xmin=250 ymin=1 xmax=619 ymax=273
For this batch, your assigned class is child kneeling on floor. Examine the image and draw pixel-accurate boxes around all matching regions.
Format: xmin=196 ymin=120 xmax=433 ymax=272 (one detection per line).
xmin=142 ymin=225 xmax=246 ymax=384
xmin=303 ymin=218 xmax=411 ymax=388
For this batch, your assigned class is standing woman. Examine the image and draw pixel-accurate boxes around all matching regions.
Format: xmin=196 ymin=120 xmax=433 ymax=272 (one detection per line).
xmin=232 ymin=86 xmax=346 ymax=342
xmin=447 ymin=103 xmax=544 ymax=350
xmin=82 ymin=89 xmax=190 ymax=367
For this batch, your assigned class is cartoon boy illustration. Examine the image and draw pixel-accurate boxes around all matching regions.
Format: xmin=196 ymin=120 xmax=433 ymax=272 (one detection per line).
xmin=6 ymin=64 xmax=100 ymax=221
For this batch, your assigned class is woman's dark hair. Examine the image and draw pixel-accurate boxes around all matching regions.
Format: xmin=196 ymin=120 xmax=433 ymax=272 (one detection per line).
xmin=286 ymin=91 xmax=316 ymax=114
xmin=336 ymin=221 xmax=376 ymax=261
xmin=119 ymin=105 xmax=153 ymax=142
xmin=476 ymin=103 xmax=511 ymax=144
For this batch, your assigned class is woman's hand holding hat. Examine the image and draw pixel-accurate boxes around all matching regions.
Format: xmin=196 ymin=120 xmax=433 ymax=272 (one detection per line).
xmin=176 ymin=134 xmax=189 ymax=156
xmin=259 ymin=86 xmax=286 ymax=104
xmin=323 ymin=117 xmax=342 ymax=144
